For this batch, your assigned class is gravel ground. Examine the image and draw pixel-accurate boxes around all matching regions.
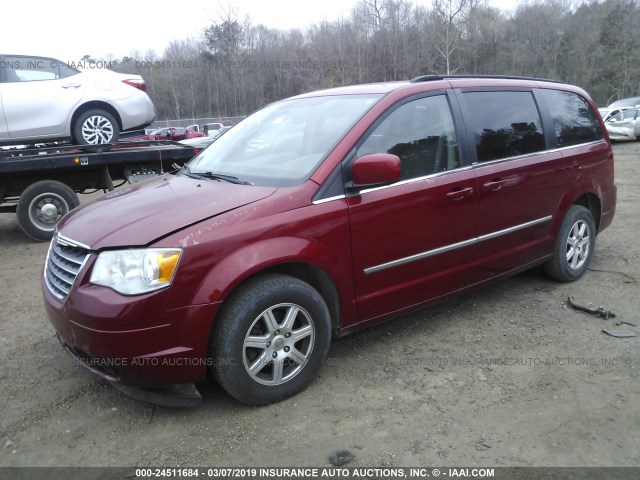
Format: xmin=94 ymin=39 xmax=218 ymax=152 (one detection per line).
xmin=0 ymin=143 xmax=638 ymax=469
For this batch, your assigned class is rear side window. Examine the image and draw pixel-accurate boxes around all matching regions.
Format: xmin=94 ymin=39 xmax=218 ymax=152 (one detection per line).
xmin=462 ymin=90 xmax=545 ymax=163
xmin=539 ymin=89 xmax=603 ymax=147
xmin=2 ymin=56 xmax=79 ymax=82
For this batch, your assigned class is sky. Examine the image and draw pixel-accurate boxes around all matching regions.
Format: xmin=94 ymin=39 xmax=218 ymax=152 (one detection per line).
xmin=1 ymin=0 xmax=518 ymax=62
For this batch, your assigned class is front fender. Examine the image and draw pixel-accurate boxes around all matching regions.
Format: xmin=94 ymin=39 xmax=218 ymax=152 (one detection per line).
xmin=190 ymin=236 xmax=353 ymax=307
xmin=158 ymin=190 xmax=356 ymax=328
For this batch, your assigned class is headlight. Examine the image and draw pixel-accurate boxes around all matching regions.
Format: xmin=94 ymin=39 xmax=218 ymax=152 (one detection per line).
xmin=90 ymin=248 xmax=182 ymax=295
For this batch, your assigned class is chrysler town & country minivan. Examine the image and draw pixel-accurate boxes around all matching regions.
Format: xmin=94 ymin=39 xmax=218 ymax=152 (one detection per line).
xmin=42 ymin=76 xmax=616 ymax=406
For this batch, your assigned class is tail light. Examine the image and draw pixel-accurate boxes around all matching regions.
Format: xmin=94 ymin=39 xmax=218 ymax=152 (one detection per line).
xmin=122 ymin=78 xmax=147 ymax=92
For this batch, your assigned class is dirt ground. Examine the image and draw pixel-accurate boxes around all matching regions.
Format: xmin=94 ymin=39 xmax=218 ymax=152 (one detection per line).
xmin=0 ymin=143 xmax=638 ymax=469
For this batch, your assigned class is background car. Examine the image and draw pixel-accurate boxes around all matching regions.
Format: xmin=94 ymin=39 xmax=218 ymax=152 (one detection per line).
xmin=211 ymin=125 xmax=232 ymax=138
xmin=600 ymin=96 xmax=640 ymax=121
xmin=178 ymin=135 xmax=219 ymax=149
xmin=127 ymin=127 xmax=205 ymax=142
xmin=608 ymin=96 xmax=640 ymax=109
xmin=604 ymin=107 xmax=640 ymax=141
xmin=153 ymin=127 xmax=205 ymax=141
xmin=0 ymin=54 xmax=155 ymax=145
xmin=203 ymin=122 xmax=223 ymax=135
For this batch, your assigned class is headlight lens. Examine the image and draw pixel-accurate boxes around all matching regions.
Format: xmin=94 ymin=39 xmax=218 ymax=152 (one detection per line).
xmin=90 ymin=248 xmax=182 ymax=295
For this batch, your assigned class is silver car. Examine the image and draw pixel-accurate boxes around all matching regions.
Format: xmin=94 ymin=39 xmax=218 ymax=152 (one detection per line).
xmin=604 ymin=107 xmax=640 ymax=141
xmin=0 ymin=54 xmax=155 ymax=145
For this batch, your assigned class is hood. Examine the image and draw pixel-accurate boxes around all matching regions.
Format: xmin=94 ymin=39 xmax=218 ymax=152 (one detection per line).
xmin=58 ymin=174 xmax=277 ymax=249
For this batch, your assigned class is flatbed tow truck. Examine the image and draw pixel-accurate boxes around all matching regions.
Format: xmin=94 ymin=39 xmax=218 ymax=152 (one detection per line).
xmin=0 ymin=140 xmax=199 ymax=241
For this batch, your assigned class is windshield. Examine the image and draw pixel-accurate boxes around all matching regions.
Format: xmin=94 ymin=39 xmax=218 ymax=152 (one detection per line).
xmin=187 ymin=94 xmax=382 ymax=187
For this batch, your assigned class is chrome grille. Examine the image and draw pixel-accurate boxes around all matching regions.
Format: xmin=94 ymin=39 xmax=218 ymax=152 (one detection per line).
xmin=44 ymin=235 xmax=91 ymax=301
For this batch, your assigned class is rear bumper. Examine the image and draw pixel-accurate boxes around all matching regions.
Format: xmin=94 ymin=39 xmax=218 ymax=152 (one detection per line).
xmin=112 ymin=93 xmax=155 ymax=131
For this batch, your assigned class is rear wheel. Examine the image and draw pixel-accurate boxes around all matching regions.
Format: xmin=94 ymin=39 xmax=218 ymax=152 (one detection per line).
xmin=73 ymin=109 xmax=119 ymax=145
xmin=16 ymin=180 xmax=80 ymax=241
xmin=210 ymin=274 xmax=331 ymax=405
xmin=544 ymin=205 xmax=596 ymax=282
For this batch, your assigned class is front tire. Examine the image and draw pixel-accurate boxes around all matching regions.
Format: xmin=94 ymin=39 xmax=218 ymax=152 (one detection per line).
xmin=544 ymin=205 xmax=596 ymax=282
xmin=16 ymin=180 xmax=80 ymax=241
xmin=210 ymin=274 xmax=332 ymax=405
xmin=73 ymin=109 xmax=119 ymax=145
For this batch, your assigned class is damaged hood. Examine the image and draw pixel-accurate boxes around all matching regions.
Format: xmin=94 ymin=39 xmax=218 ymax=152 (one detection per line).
xmin=57 ymin=174 xmax=277 ymax=249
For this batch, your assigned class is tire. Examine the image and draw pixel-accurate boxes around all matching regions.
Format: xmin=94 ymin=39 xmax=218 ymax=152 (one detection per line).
xmin=210 ymin=274 xmax=332 ymax=405
xmin=544 ymin=205 xmax=596 ymax=282
xmin=16 ymin=180 xmax=80 ymax=242
xmin=72 ymin=109 xmax=119 ymax=145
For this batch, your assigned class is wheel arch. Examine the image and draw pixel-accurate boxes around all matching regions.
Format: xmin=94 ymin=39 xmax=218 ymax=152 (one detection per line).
xmin=572 ymin=192 xmax=602 ymax=232
xmin=213 ymin=262 xmax=342 ymax=336
xmin=556 ymin=177 xmax=604 ymax=236
xmin=185 ymin=237 xmax=351 ymax=336
xmin=250 ymin=263 xmax=341 ymax=335
xmin=70 ymin=101 xmax=123 ymax=132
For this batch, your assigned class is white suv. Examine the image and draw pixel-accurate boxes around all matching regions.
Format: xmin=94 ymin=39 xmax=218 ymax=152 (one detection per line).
xmin=0 ymin=54 xmax=155 ymax=145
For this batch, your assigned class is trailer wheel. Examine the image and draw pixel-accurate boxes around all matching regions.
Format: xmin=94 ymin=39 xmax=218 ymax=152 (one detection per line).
xmin=16 ymin=181 xmax=80 ymax=241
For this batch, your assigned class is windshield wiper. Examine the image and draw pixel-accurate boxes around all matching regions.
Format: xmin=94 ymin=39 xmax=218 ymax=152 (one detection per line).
xmin=192 ymin=171 xmax=253 ymax=185
xmin=177 ymin=164 xmax=206 ymax=180
xmin=178 ymin=165 xmax=252 ymax=184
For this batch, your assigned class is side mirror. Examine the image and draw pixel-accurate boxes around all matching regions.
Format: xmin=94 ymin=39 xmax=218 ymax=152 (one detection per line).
xmin=347 ymin=153 xmax=401 ymax=191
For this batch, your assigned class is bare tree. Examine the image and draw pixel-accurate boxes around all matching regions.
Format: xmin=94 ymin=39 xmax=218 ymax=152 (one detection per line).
xmin=430 ymin=0 xmax=479 ymax=74
xmin=106 ymin=0 xmax=640 ymax=118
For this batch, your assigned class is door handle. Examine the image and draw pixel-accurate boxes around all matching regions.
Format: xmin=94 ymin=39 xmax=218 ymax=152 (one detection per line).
xmin=61 ymin=83 xmax=81 ymax=89
xmin=482 ymin=179 xmax=506 ymax=191
xmin=446 ymin=186 xmax=474 ymax=200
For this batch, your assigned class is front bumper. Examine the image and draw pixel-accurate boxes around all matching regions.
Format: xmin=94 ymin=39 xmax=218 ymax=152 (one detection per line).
xmin=42 ymin=276 xmax=221 ymax=391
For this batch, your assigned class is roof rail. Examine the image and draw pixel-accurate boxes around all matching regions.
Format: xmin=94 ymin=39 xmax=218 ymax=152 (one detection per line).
xmin=410 ymin=74 xmax=565 ymax=84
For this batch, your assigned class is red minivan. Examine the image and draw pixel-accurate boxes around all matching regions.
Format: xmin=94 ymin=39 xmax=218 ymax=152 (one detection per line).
xmin=42 ymin=76 xmax=616 ymax=406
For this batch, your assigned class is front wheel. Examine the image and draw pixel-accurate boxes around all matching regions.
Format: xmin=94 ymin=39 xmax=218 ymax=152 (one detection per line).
xmin=73 ymin=109 xmax=119 ymax=145
xmin=210 ymin=274 xmax=332 ymax=405
xmin=16 ymin=180 xmax=80 ymax=241
xmin=544 ymin=205 xmax=596 ymax=282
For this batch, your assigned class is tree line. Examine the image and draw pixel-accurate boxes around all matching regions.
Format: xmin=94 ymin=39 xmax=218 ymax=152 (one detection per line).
xmin=103 ymin=0 xmax=640 ymax=120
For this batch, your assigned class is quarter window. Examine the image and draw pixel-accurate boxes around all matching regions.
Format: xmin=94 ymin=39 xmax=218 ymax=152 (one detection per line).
xmin=539 ymin=89 xmax=603 ymax=147
xmin=463 ymin=91 xmax=545 ymax=163
xmin=357 ymin=95 xmax=460 ymax=180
